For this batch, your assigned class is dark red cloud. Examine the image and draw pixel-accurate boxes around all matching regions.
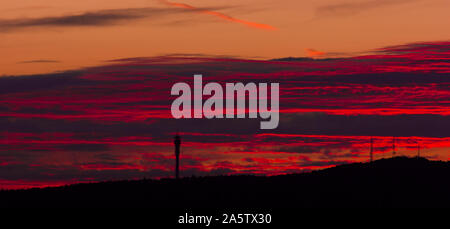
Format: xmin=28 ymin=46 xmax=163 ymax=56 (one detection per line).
xmin=0 ymin=41 xmax=449 ymax=189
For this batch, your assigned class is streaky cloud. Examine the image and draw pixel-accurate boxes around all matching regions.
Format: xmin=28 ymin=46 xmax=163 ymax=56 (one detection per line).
xmin=315 ymin=0 xmax=418 ymax=18
xmin=17 ymin=59 xmax=60 ymax=64
xmin=305 ymin=48 xmax=326 ymax=58
xmin=0 ymin=7 xmax=218 ymax=32
xmin=160 ymin=0 xmax=277 ymax=31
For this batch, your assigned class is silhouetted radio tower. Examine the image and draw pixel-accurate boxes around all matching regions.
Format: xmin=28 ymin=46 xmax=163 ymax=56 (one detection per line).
xmin=370 ymin=136 xmax=373 ymax=163
xmin=392 ymin=136 xmax=396 ymax=157
xmin=417 ymin=142 xmax=420 ymax=158
xmin=174 ymin=133 xmax=181 ymax=179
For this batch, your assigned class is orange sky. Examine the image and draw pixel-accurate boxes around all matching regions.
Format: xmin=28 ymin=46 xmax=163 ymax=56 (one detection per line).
xmin=1 ymin=0 xmax=449 ymax=75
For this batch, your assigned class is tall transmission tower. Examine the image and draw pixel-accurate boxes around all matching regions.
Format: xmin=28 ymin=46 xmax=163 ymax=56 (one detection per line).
xmin=417 ymin=141 xmax=420 ymax=158
xmin=174 ymin=133 xmax=181 ymax=179
xmin=392 ymin=136 xmax=396 ymax=157
xmin=370 ymin=136 xmax=373 ymax=163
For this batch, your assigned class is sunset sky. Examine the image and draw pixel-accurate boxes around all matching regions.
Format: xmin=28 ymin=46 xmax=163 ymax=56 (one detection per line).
xmin=1 ymin=0 xmax=450 ymax=75
xmin=0 ymin=1 xmax=449 ymax=189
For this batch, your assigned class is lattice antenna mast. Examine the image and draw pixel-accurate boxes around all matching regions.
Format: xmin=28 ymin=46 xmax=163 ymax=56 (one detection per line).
xmin=370 ymin=136 xmax=373 ymax=163
xmin=417 ymin=141 xmax=420 ymax=158
xmin=174 ymin=133 xmax=181 ymax=179
xmin=392 ymin=136 xmax=396 ymax=157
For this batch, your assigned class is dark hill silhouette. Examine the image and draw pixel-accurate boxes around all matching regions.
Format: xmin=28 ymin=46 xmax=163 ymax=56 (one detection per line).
xmin=1 ymin=157 xmax=449 ymax=207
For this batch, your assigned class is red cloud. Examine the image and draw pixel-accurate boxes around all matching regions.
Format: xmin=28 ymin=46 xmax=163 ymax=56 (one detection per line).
xmin=305 ymin=48 xmax=326 ymax=57
xmin=161 ymin=0 xmax=277 ymax=31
